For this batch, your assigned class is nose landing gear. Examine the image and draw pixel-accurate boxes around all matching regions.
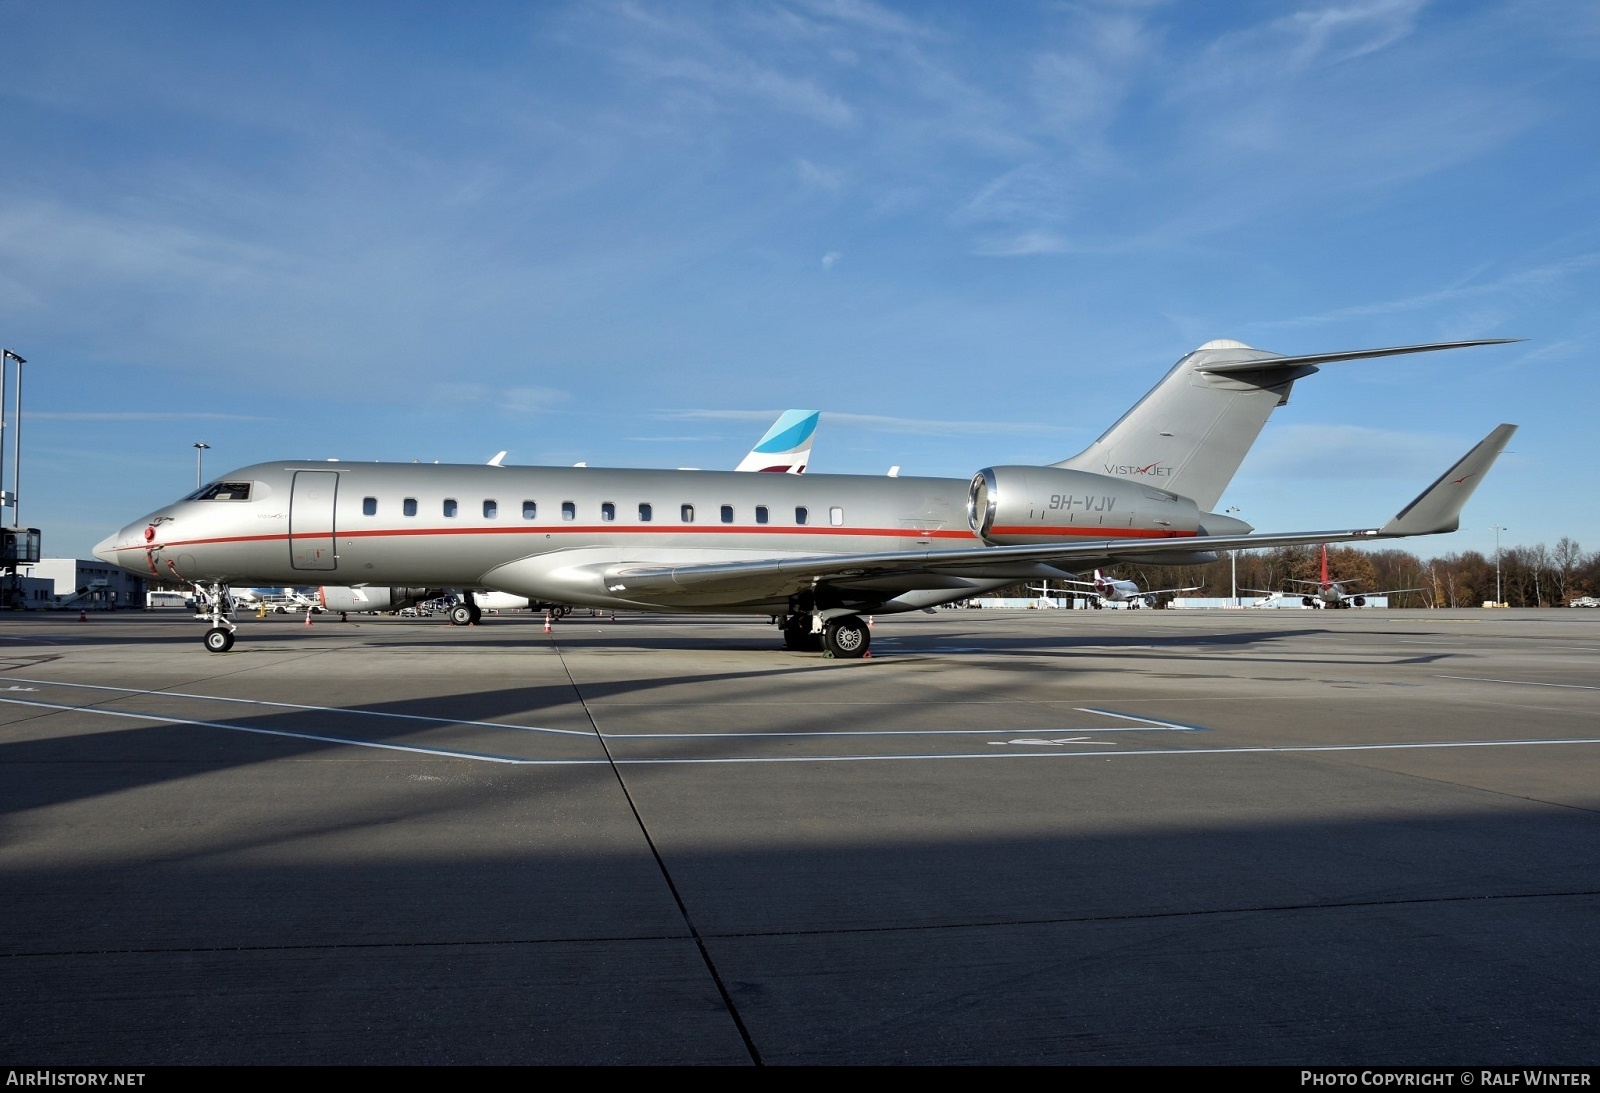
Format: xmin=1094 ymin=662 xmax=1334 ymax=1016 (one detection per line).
xmin=191 ymin=581 xmax=237 ymax=652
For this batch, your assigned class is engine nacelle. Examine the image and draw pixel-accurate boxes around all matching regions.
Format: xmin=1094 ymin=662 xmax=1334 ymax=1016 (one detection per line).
xmin=968 ymin=466 xmax=1204 ymax=546
xmin=1351 ymin=595 xmax=1366 ymax=608
xmin=317 ymin=586 xmax=436 ymax=613
xmin=1303 ymin=596 xmax=1318 ymax=607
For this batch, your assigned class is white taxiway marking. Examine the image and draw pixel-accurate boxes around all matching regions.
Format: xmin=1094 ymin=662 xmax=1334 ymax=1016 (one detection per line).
xmin=1437 ymin=675 xmax=1600 ymax=691
xmin=0 ymin=696 xmax=547 ymax=764
xmin=4 ymin=693 xmax=1599 ymax=767
xmin=0 ymin=675 xmax=593 ymax=736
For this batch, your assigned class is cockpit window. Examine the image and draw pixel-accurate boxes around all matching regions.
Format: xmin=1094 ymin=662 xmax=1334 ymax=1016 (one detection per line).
xmin=189 ymin=482 xmax=252 ymax=501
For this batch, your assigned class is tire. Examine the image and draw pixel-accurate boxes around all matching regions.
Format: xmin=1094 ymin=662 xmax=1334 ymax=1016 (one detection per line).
xmin=449 ymin=603 xmax=475 ymax=626
xmin=823 ymin=615 xmax=870 ymax=659
xmin=204 ymin=627 xmax=234 ymax=653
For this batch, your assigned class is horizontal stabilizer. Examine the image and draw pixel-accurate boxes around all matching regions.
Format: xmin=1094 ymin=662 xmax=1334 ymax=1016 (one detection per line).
xmin=1199 ymin=338 xmax=1522 ymax=375
xmin=1379 ymin=424 xmax=1516 ymax=536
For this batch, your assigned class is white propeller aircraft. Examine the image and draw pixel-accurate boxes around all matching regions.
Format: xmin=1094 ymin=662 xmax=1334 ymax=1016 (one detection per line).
xmin=93 ymin=337 xmax=1517 ymax=656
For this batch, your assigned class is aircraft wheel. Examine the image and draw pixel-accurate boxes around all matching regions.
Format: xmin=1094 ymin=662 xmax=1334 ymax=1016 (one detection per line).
xmin=823 ymin=615 xmax=870 ymax=659
xmin=204 ymin=627 xmax=234 ymax=653
xmin=449 ymin=603 xmax=475 ymax=626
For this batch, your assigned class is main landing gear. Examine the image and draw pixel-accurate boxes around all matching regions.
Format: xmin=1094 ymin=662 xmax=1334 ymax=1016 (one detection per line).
xmin=780 ymin=612 xmax=870 ymax=658
xmin=448 ymin=591 xmax=482 ymax=626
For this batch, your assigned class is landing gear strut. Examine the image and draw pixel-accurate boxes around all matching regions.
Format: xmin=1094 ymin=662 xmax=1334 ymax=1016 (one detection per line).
xmin=194 ymin=580 xmax=236 ymax=652
xmin=779 ymin=612 xmax=870 ymax=658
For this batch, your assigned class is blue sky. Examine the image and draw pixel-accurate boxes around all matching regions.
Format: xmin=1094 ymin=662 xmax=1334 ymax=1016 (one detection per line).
xmin=2 ymin=0 xmax=1596 ymax=561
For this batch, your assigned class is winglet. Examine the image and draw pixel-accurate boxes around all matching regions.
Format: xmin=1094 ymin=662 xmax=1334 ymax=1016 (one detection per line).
xmin=1379 ymin=424 xmax=1516 ymax=536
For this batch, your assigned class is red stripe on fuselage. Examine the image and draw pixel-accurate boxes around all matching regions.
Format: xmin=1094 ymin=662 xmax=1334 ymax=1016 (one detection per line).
xmin=141 ymin=524 xmax=985 ymax=551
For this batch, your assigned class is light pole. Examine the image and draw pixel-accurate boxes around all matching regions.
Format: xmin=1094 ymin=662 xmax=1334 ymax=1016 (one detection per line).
xmin=0 ymin=349 xmax=23 ymax=521
xmin=1491 ymin=524 xmax=1507 ymax=606
xmin=1226 ymin=507 xmax=1241 ymax=606
xmin=194 ymin=442 xmax=211 ymax=488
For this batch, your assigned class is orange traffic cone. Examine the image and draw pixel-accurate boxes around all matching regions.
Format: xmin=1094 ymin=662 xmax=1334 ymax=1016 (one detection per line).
xmin=78 ymin=610 xmax=87 ymax=622
xmin=867 ymin=615 xmax=874 ymax=628
xmin=304 ymin=611 xmax=313 ymax=626
xmin=543 ymin=614 xmax=552 ymax=633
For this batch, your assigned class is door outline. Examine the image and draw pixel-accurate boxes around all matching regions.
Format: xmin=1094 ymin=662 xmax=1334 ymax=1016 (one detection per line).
xmin=289 ymin=471 xmax=339 ymax=571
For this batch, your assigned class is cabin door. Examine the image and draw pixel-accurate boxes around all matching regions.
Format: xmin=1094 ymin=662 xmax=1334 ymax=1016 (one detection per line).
xmin=289 ymin=471 xmax=339 ymax=571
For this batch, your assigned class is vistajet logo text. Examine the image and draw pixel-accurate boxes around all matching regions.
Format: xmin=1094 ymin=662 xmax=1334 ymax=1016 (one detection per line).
xmin=1103 ymin=461 xmax=1172 ymax=478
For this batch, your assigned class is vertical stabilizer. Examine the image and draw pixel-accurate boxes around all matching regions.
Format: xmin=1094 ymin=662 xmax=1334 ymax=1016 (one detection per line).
xmin=736 ymin=410 xmax=820 ymax=474
xmin=1054 ymin=338 xmax=1518 ymax=511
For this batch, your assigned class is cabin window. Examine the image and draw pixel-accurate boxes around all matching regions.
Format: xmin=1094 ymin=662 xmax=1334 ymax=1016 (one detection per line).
xmin=720 ymin=505 xmax=734 ymax=524
xmin=638 ymin=503 xmax=653 ymax=522
xmin=522 ymin=501 xmax=537 ymax=519
xmin=795 ymin=506 xmax=808 ymax=525
xmin=562 ymin=501 xmax=575 ymax=521
xmin=830 ymin=506 xmax=844 ymax=526
xmin=403 ymin=498 xmax=417 ymax=517
xmin=681 ymin=504 xmax=695 ymax=523
xmin=483 ymin=499 xmax=498 ymax=519
xmin=443 ymin=499 xmax=458 ymax=518
xmin=755 ymin=506 xmax=768 ymax=525
xmin=601 ymin=502 xmax=615 ymax=522
xmin=362 ymin=497 xmax=377 ymax=517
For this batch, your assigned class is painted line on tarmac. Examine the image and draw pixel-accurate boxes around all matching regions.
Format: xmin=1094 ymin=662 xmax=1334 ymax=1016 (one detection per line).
xmin=1437 ymin=675 xmax=1600 ymax=691
xmin=5 ymin=694 xmax=1598 ymax=766
xmin=0 ymin=696 xmax=571 ymax=764
xmin=602 ymin=708 xmax=1204 ymax=739
xmin=608 ymin=737 xmax=1600 ymax=764
xmin=0 ymin=675 xmax=593 ymax=737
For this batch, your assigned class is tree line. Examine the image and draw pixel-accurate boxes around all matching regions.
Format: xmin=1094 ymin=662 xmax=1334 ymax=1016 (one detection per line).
xmin=1023 ymin=538 xmax=1599 ymax=608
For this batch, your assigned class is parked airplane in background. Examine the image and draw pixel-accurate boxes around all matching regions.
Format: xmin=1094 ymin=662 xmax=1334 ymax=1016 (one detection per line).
xmin=1247 ymin=544 xmax=1423 ymax=608
xmin=93 ymin=337 xmax=1516 ymax=656
xmin=319 ymin=409 xmax=822 ymax=623
xmin=733 ymin=409 xmax=820 ymax=474
xmin=1030 ymin=570 xmax=1201 ymax=609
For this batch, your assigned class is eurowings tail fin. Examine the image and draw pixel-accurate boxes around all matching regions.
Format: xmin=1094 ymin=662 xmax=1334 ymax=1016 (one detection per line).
xmin=1379 ymin=424 xmax=1516 ymax=536
xmin=1054 ymin=338 xmax=1519 ymax=511
xmin=736 ymin=410 xmax=820 ymax=474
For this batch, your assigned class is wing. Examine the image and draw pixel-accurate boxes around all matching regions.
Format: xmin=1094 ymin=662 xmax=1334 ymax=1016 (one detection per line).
xmin=485 ymin=424 xmax=1513 ymax=610
xmin=597 ymin=424 xmax=1514 ymax=604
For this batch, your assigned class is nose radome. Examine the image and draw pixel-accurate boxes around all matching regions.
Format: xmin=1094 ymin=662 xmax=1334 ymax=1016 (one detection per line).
xmin=92 ymin=532 xmax=120 ymax=565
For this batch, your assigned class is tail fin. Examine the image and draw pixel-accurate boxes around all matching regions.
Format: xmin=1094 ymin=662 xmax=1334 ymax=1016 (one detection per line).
xmin=1379 ymin=423 xmax=1516 ymax=536
xmin=736 ymin=410 xmax=820 ymax=474
xmin=1055 ymin=338 xmax=1519 ymax=511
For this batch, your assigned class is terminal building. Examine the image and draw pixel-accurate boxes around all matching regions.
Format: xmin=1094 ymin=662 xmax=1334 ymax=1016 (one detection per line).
xmin=5 ymin=557 xmax=147 ymax=611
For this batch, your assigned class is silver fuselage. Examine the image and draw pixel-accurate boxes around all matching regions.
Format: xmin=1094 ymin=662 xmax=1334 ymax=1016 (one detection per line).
xmin=95 ymin=461 xmax=1215 ymax=616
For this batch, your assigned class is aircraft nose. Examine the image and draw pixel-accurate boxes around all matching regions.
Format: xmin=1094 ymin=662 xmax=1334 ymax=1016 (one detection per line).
xmin=92 ymin=532 xmax=121 ymax=565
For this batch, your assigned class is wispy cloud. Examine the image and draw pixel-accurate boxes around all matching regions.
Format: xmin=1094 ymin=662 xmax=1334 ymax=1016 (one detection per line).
xmin=30 ymin=412 xmax=274 ymax=422
xmin=663 ymin=409 xmax=1058 ymax=436
xmin=1263 ymin=254 xmax=1600 ymax=328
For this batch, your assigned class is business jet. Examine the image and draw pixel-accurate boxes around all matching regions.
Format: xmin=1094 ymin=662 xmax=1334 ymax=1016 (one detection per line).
xmin=318 ymin=408 xmax=822 ymax=623
xmin=1248 ymin=543 xmax=1423 ymax=608
xmin=92 ymin=337 xmax=1516 ymax=656
xmin=1030 ymin=570 xmax=1202 ymax=609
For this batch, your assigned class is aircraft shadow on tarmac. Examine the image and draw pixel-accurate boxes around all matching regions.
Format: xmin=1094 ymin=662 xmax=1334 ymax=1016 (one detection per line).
xmin=2 ymin=792 xmax=1596 ymax=1065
